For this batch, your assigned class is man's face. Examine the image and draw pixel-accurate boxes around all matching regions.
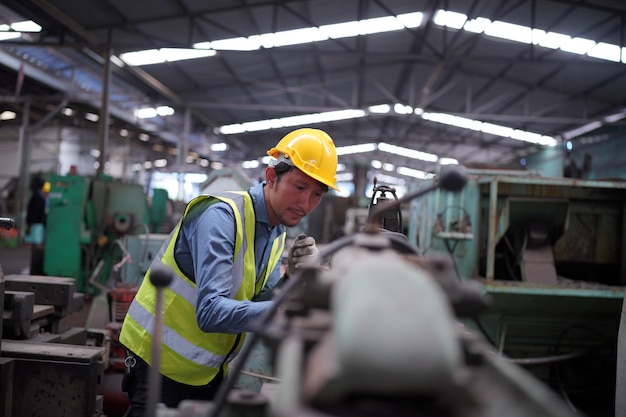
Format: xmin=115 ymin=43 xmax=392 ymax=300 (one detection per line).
xmin=265 ymin=167 xmax=327 ymax=227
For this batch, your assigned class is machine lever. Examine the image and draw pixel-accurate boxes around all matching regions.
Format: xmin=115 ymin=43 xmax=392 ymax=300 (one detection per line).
xmin=0 ymin=217 xmax=15 ymax=230
xmin=145 ymin=265 xmax=174 ymax=417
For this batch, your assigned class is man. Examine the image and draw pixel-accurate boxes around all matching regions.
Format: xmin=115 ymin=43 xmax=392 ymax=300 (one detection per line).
xmin=119 ymin=127 xmax=339 ymax=416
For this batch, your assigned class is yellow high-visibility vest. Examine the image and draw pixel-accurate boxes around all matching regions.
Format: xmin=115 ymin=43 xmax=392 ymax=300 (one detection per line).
xmin=120 ymin=191 xmax=285 ymax=385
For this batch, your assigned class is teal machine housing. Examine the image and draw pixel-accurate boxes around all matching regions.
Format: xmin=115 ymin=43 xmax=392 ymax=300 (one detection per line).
xmin=409 ymin=168 xmax=626 ymax=416
xmin=43 ymin=174 xmax=168 ymax=293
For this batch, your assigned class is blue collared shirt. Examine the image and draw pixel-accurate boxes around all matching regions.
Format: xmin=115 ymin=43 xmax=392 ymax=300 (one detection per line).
xmin=174 ymin=182 xmax=285 ymax=334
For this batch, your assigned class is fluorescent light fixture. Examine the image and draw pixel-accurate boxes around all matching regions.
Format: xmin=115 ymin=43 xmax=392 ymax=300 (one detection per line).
xmin=430 ymin=8 xmax=625 ymax=64
xmin=336 ymin=143 xmax=377 ymax=155
xmin=0 ymin=111 xmax=16 ymax=121
xmin=371 ymin=160 xmax=382 ymax=169
xmin=422 ymin=111 xmax=556 ymax=146
xmin=336 ymin=163 xmax=346 ymax=171
xmin=464 ymin=17 xmax=491 ymax=34
xmin=119 ymin=129 xmax=129 ymax=137
xmin=396 ymin=166 xmax=429 ymax=179
xmin=394 ymin=103 xmax=413 ymax=114
xmin=154 ymin=159 xmax=168 ymax=168
xmin=434 ymin=10 xmax=467 ymax=29
xmin=11 ymin=20 xmax=41 ymax=32
xmin=439 ymin=157 xmax=458 ymax=165
xmin=560 ymin=37 xmax=595 ymax=55
xmin=532 ymin=30 xmax=570 ymax=49
xmin=157 ymin=106 xmax=175 ymax=116
xmin=62 ymin=107 xmax=74 ymax=116
xmin=210 ymin=143 xmax=229 ymax=151
xmin=0 ymin=31 xmax=21 ymax=41
xmin=336 ymin=172 xmax=354 ymax=182
xmin=210 ymin=161 xmax=223 ymax=169
xmin=485 ymin=21 xmax=532 ymax=44
xmin=85 ymin=113 xmax=99 ymax=122
xmin=379 ymin=142 xmax=439 ymax=162
xmin=383 ymin=163 xmax=395 ymax=171
xmin=374 ymin=174 xmax=406 ymax=185
xmin=139 ymin=133 xmax=150 ymax=142
xmin=587 ymin=42 xmax=621 ymax=62
xmin=242 ymin=160 xmax=260 ymax=169
xmin=143 ymin=161 xmax=153 ymax=169
xmin=369 ymin=104 xmax=391 ymax=114
xmin=135 ymin=106 xmax=175 ymax=119
xmin=120 ymin=48 xmax=215 ymax=66
xmin=217 ymin=109 xmax=366 ymax=134
xmin=199 ymin=159 xmax=210 ymax=167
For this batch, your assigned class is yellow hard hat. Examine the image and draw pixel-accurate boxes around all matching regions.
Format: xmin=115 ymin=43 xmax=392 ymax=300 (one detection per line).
xmin=42 ymin=181 xmax=51 ymax=193
xmin=267 ymin=128 xmax=339 ymax=191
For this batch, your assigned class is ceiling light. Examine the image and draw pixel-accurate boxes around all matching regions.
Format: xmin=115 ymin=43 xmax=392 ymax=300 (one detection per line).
xmin=368 ymin=104 xmax=391 ymax=114
xmin=0 ymin=111 xmax=16 ymax=121
xmin=336 ymin=143 xmax=377 ymax=155
xmin=85 ymin=113 xmax=99 ymax=122
xmin=396 ymin=166 xmax=429 ymax=179
xmin=210 ymin=143 xmax=229 ymax=151
xmin=378 ymin=143 xmax=438 ymax=162
xmin=11 ymin=20 xmax=41 ymax=32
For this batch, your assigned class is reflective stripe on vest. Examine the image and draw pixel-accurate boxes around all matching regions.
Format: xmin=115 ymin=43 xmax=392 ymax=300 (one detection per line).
xmin=119 ymin=191 xmax=285 ymax=386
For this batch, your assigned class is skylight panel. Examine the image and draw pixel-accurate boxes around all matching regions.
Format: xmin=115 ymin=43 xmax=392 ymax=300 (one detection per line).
xmin=368 ymin=104 xmax=391 ymax=113
xmin=396 ymin=166 xmax=429 ymax=179
xmin=0 ymin=31 xmax=20 ymax=41
xmin=319 ymin=21 xmax=360 ymax=39
xmin=378 ymin=143 xmax=439 ymax=162
xmin=484 ymin=21 xmax=532 ymax=44
xmin=11 ymin=20 xmax=41 ymax=32
xmin=120 ymin=48 xmax=215 ymax=66
xmin=434 ymin=10 xmax=467 ymax=29
xmin=559 ymin=37 xmax=595 ymax=55
xmin=206 ymin=37 xmax=261 ymax=51
xmin=464 ymin=17 xmax=491 ymax=33
xmin=587 ymin=42 xmax=621 ymax=62
xmin=358 ymin=15 xmax=404 ymax=35
xmin=336 ymin=143 xmax=378 ymax=155
xmin=532 ymin=30 xmax=570 ymax=49
xmin=397 ymin=12 xmax=424 ymax=29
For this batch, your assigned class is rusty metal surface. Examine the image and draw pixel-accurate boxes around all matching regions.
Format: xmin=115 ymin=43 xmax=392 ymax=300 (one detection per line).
xmin=11 ymin=358 xmax=101 ymax=417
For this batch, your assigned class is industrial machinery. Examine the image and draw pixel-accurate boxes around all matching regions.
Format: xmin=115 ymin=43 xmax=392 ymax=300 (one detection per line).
xmin=1 ymin=217 xmax=106 ymax=417
xmin=408 ymin=168 xmax=626 ymax=417
xmin=130 ymin=166 xmax=580 ymax=417
xmin=43 ymin=173 xmax=169 ymax=293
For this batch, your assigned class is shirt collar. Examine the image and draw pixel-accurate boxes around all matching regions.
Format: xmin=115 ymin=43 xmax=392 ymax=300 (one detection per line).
xmin=249 ymin=182 xmax=271 ymax=226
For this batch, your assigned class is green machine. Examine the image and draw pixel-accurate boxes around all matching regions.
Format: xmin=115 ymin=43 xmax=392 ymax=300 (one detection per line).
xmin=408 ymin=168 xmax=626 ymax=417
xmin=43 ymin=174 xmax=169 ymax=293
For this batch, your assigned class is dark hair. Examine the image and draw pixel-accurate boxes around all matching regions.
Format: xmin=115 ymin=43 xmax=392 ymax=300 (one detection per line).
xmin=272 ymin=161 xmax=329 ymax=192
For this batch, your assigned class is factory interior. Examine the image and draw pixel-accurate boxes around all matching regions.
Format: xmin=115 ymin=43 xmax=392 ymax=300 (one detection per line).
xmin=1 ymin=0 xmax=626 ymax=416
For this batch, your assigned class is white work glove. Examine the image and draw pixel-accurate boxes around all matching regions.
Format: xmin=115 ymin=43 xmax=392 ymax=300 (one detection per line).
xmin=286 ymin=234 xmax=319 ymax=276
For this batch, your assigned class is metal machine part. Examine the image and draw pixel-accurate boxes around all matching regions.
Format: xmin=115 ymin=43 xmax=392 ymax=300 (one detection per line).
xmin=155 ymin=231 xmax=577 ymax=417
xmin=409 ymin=169 xmax=626 ymax=416
xmin=0 ymin=268 xmax=105 ymax=417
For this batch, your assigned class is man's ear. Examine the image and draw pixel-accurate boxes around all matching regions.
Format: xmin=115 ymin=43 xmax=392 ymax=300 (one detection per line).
xmin=265 ymin=166 xmax=276 ymax=188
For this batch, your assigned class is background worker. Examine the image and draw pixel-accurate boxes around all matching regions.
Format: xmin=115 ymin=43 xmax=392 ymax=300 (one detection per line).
xmin=25 ymin=174 xmax=49 ymax=274
xmin=119 ymin=127 xmax=339 ymax=416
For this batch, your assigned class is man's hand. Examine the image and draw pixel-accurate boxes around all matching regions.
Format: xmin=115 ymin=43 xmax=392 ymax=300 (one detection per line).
xmin=287 ymin=234 xmax=319 ymax=276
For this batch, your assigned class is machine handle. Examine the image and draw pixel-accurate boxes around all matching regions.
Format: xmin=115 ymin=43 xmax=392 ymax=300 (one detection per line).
xmin=0 ymin=217 xmax=15 ymax=230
